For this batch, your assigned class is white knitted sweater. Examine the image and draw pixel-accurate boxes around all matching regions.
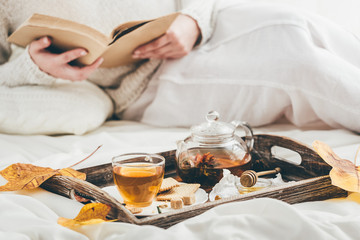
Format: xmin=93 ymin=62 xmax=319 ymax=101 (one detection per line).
xmin=0 ymin=0 xmax=215 ymax=114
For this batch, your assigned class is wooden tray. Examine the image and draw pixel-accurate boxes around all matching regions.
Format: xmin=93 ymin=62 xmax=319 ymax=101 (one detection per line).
xmin=40 ymin=134 xmax=347 ymax=228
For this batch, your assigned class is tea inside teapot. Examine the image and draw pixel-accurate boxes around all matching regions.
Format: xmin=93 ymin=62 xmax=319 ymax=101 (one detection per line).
xmin=176 ymin=111 xmax=254 ymax=187
xmin=177 ymin=148 xmax=252 ymax=187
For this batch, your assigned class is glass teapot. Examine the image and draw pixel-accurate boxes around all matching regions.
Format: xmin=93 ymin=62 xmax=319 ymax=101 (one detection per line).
xmin=176 ymin=111 xmax=254 ymax=187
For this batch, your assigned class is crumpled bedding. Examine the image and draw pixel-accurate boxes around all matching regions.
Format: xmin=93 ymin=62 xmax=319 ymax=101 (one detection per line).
xmin=0 ymin=120 xmax=360 ymax=239
xmin=1 ymin=191 xmax=360 ymax=240
xmin=131 ymin=1 xmax=360 ymax=133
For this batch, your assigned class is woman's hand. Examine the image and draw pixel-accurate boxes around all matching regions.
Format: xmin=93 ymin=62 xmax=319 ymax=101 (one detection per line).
xmin=28 ymin=37 xmax=103 ymax=81
xmin=132 ymin=14 xmax=201 ymax=60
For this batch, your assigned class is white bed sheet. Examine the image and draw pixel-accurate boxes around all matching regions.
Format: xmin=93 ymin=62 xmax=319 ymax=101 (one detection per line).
xmin=0 ymin=120 xmax=360 ymax=240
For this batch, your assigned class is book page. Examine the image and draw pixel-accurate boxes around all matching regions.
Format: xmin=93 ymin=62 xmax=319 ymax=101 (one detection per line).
xmin=101 ymin=12 xmax=180 ymax=67
xmin=110 ymin=21 xmax=150 ymax=45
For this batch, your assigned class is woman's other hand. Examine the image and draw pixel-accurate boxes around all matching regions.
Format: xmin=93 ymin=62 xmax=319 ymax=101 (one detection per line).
xmin=132 ymin=14 xmax=201 ymax=60
xmin=28 ymin=37 xmax=103 ymax=81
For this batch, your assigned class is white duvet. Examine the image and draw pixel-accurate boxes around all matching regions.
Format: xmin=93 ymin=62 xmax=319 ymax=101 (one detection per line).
xmin=1 ymin=120 xmax=360 ymax=240
xmin=127 ymin=1 xmax=360 ymax=134
xmin=1 ymin=1 xmax=360 ymax=239
xmin=2 ymin=1 xmax=359 ymax=138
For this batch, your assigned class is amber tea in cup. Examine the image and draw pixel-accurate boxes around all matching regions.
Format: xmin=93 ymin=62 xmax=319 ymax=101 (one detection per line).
xmin=112 ymin=153 xmax=165 ymax=208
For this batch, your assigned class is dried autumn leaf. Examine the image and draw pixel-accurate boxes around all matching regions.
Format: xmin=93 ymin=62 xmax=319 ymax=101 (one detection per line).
xmin=313 ymin=140 xmax=360 ymax=192
xmin=58 ymin=202 xmax=113 ymax=227
xmin=0 ymin=163 xmax=86 ymax=191
xmin=0 ymin=146 xmax=101 ymax=191
xmin=0 ymin=163 xmax=57 ymax=191
xmin=346 ymin=192 xmax=360 ymax=203
xmin=58 ymin=168 xmax=86 ymax=180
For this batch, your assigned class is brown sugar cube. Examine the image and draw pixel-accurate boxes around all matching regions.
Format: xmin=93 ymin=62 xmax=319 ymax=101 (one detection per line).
xmin=170 ymin=197 xmax=183 ymax=209
xmin=183 ymin=194 xmax=196 ymax=205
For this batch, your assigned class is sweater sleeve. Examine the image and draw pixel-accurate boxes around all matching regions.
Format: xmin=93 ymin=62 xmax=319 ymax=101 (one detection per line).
xmin=179 ymin=0 xmax=217 ymax=45
xmin=0 ymin=3 xmax=57 ymax=87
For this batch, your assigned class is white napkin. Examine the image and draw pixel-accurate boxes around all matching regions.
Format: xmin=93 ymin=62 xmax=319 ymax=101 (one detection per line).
xmin=209 ymin=169 xmax=291 ymax=201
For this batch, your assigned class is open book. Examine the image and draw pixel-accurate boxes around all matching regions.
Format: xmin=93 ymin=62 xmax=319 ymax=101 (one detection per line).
xmin=7 ymin=13 xmax=180 ymax=68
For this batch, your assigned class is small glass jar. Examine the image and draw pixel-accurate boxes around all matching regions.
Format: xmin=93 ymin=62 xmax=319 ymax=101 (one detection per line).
xmin=176 ymin=111 xmax=254 ymax=187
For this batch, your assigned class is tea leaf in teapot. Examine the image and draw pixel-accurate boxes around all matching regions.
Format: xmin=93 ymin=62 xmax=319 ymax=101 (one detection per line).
xmin=194 ymin=152 xmax=216 ymax=168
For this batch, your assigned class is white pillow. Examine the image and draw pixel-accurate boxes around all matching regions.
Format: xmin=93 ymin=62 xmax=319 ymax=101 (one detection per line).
xmin=0 ymin=80 xmax=113 ymax=135
xmin=140 ymin=2 xmax=360 ymax=132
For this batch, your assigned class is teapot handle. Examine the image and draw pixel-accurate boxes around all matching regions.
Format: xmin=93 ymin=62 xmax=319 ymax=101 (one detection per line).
xmin=231 ymin=120 xmax=254 ymax=152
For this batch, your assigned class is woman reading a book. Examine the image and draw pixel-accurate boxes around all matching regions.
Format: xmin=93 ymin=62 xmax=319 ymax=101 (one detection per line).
xmin=1 ymin=0 xmax=360 ymax=135
xmin=0 ymin=0 xmax=213 ymax=135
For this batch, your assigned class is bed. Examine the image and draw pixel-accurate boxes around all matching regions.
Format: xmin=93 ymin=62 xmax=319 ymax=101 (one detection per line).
xmin=1 ymin=0 xmax=360 ymax=239
xmin=1 ymin=119 xmax=360 ymax=239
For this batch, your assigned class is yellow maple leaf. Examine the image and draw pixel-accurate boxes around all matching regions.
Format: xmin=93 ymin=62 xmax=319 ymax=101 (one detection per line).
xmin=58 ymin=203 xmax=113 ymax=227
xmin=313 ymin=140 xmax=360 ymax=192
xmin=0 ymin=163 xmax=86 ymax=191
xmin=0 ymin=146 xmax=104 ymax=191
xmin=57 ymin=168 xmax=86 ymax=180
xmin=0 ymin=163 xmax=58 ymax=191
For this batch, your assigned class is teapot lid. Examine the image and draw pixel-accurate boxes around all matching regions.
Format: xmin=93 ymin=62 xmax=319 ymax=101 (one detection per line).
xmin=190 ymin=111 xmax=235 ymax=139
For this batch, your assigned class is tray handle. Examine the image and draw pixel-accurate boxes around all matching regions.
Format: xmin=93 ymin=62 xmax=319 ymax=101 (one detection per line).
xmin=251 ymin=134 xmax=331 ymax=179
xmin=41 ymin=175 xmax=139 ymax=224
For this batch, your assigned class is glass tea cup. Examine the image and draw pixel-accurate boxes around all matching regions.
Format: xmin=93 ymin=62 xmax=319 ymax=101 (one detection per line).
xmin=112 ymin=153 xmax=165 ymax=208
